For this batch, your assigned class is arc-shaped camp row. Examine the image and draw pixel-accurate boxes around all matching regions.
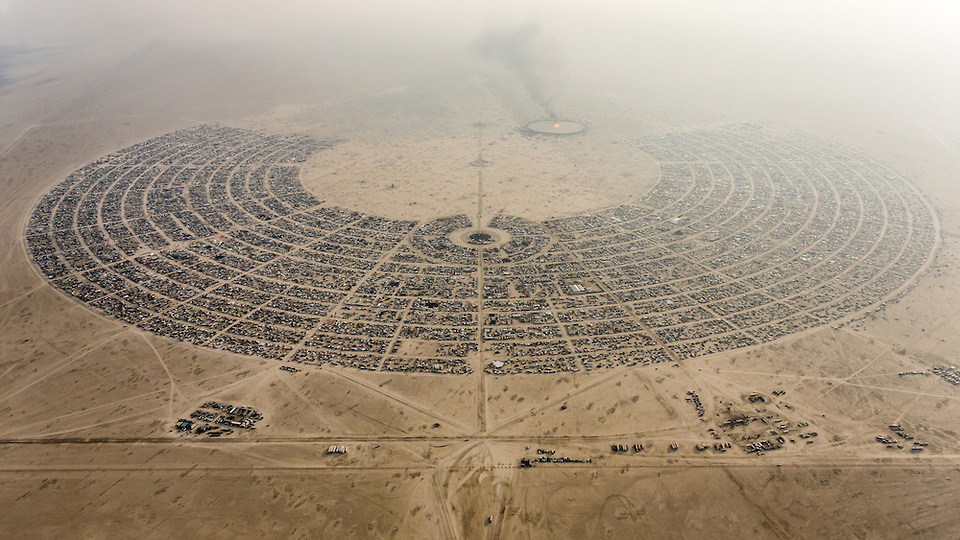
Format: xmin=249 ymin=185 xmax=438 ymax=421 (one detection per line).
xmin=26 ymin=124 xmax=938 ymax=375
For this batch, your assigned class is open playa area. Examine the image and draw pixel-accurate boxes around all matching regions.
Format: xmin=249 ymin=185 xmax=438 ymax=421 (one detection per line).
xmin=2 ymin=2 xmax=960 ymax=538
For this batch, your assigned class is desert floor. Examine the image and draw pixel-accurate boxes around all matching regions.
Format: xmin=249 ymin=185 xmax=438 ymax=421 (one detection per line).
xmin=2 ymin=44 xmax=960 ymax=539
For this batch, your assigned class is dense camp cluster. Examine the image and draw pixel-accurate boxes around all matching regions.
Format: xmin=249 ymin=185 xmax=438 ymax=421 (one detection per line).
xmin=25 ymin=124 xmax=937 ymax=375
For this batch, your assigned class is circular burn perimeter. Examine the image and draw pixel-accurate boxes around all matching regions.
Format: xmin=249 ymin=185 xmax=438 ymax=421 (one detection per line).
xmin=526 ymin=120 xmax=587 ymax=135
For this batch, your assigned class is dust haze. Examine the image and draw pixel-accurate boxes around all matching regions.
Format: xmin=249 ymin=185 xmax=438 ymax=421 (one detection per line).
xmin=2 ymin=1 xmax=958 ymax=135
xmin=3 ymin=1 xmax=960 ymax=538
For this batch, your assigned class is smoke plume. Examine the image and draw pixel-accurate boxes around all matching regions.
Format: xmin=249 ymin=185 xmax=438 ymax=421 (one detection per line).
xmin=471 ymin=21 xmax=563 ymax=119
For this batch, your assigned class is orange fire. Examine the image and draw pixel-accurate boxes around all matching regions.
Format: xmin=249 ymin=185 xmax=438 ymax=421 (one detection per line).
xmin=554 ymin=122 xmax=560 ymax=128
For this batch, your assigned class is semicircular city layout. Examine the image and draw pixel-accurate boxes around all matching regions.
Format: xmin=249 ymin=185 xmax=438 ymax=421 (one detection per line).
xmin=25 ymin=124 xmax=939 ymax=375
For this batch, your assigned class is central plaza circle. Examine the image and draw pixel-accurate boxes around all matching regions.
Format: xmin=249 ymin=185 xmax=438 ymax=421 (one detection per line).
xmin=469 ymin=232 xmax=493 ymax=244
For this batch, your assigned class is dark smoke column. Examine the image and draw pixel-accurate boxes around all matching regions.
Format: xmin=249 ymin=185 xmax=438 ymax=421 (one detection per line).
xmin=471 ymin=21 xmax=563 ymax=120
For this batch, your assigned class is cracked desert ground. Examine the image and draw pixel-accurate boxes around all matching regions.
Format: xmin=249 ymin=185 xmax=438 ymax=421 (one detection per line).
xmin=3 ymin=38 xmax=960 ymax=540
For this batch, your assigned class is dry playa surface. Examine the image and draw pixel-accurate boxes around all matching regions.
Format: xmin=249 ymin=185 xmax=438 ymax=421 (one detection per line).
xmin=2 ymin=60 xmax=960 ymax=539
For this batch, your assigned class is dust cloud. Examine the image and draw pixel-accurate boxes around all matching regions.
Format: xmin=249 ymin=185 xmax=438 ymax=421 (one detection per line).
xmin=1 ymin=1 xmax=958 ymax=135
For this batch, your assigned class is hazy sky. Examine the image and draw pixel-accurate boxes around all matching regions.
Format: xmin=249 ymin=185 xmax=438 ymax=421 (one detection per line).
xmin=2 ymin=1 xmax=958 ymax=57
xmin=2 ymin=1 xmax=959 ymax=131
